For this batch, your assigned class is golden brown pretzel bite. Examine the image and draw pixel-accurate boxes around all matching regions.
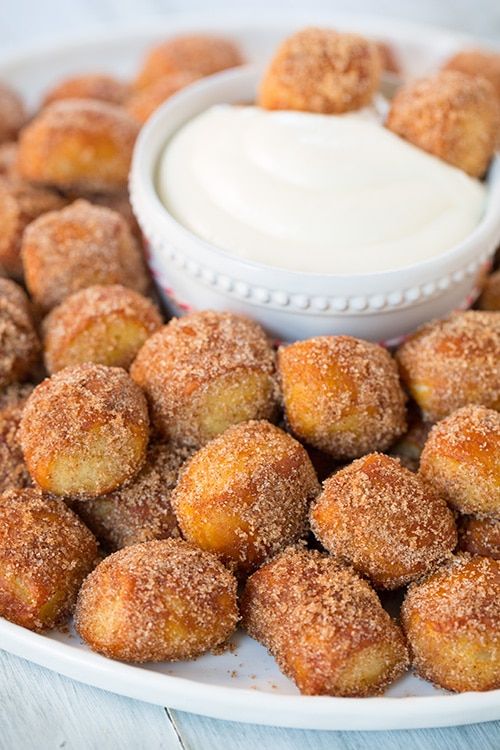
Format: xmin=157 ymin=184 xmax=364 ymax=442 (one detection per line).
xmin=131 ymin=310 xmax=278 ymax=448
xmin=443 ymin=48 xmax=500 ymax=100
xmin=278 ymin=335 xmax=406 ymax=459
xmin=459 ymin=516 xmax=500 ymax=560
xmin=0 ymin=176 xmax=66 ymax=279
xmin=19 ymin=363 xmax=149 ymax=498
xmin=402 ymin=555 xmax=500 ymax=692
xmin=17 ymin=99 xmax=139 ymax=192
xmin=241 ymin=547 xmax=409 ymax=696
xmin=74 ymin=441 xmax=191 ymax=550
xmin=126 ymin=72 xmax=199 ymax=123
xmin=171 ymin=420 xmax=319 ymax=575
xmin=259 ymin=27 xmax=381 ymax=114
xmin=43 ymin=284 xmax=162 ymax=373
xmin=311 ymin=452 xmax=457 ymax=589
xmin=386 ymin=70 xmax=500 ymax=177
xmin=22 ymin=200 xmax=148 ymax=312
xmin=0 ymin=488 xmax=98 ymax=631
xmin=0 ymin=383 xmax=33 ymax=493
xmin=134 ymin=35 xmax=242 ymax=90
xmin=478 ymin=271 xmax=500 ymax=311
xmin=396 ymin=311 xmax=500 ymax=422
xmin=419 ymin=405 xmax=500 ymax=517
xmin=75 ymin=538 xmax=239 ymax=662
xmin=42 ymin=74 xmax=130 ymax=107
xmin=0 ymin=82 xmax=26 ymax=144
xmin=0 ymin=278 xmax=40 ymax=388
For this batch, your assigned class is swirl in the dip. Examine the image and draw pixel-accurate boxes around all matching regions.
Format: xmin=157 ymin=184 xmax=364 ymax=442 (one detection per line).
xmin=158 ymin=104 xmax=486 ymax=275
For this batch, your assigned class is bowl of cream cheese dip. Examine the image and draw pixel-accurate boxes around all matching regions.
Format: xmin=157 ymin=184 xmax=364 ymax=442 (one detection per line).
xmin=130 ymin=65 xmax=500 ymax=342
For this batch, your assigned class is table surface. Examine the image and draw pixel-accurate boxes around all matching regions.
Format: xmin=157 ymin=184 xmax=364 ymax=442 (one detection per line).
xmin=1 ymin=1 xmax=499 ymax=748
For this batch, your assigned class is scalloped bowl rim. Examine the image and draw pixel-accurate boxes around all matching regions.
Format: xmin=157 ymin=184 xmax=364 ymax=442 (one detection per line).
xmin=131 ymin=64 xmax=500 ymax=287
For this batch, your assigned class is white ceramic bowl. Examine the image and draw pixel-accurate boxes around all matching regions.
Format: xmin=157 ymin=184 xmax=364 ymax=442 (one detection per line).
xmin=130 ymin=65 xmax=500 ymax=343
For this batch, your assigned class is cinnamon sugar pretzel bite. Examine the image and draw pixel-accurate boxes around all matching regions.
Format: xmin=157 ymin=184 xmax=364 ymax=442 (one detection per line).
xmin=402 ymin=555 xmax=500 ymax=692
xmin=134 ymin=35 xmax=242 ymax=91
xmin=0 ymin=278 xmax=40 ymax=388
xmin=43 ymin=284 xmax=162 ymax=373
xmin=0 ymin=488 xmax=98 ymax=631
xmin=74 ymin=441 xmax=191 ymax=551
xmin=17 ymin=99 xmax=139 ymax=192
xmin=22 ymin=200 xmax=148 ymax=312
xmin=0 ymin=383 xmax=33 ymax=493
xmin=42 ymin=73 xmax=130 ymax=107
xmin=396 ymin=311 xmax=500 ymax=422
xmin=419 ymin=405 xmax=500 ymax=517
xmin=443 ymin=48 xmax=500 ymax=100
xmin=241 ymin=547 xmax=409 ymax=696
xmin=171 ymin=420 xmax=319 ymax=575
xmin=75 ymin=538 xmax=239 ymax=662
xmin=459 ymin=516 xmax=500 ymax=560
xmin=131 ymin=310 xmax=278 ymax=448
xmin=0 ymin=82 xmax=26 ymax=144
xmin=278 ymin=335 xmax=406 ymax=459
xmin=311 ymin=452 xmax=457 ymax=589
xmin=0 ymin=176 xmax=66 ymax=279
xmin=259 ymin=27 xmax=382 ymax=114
xmin=386 ymin=70 xmax=500 ymax=177
xmin=19 ymin=363 xmax=149 ymax=498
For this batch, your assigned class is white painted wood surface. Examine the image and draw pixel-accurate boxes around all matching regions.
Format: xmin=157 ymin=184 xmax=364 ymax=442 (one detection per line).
xmin=0 ymin=1 xmax=499 ymax=748
xmin=0 ymin=651 xmax=180 ymax=750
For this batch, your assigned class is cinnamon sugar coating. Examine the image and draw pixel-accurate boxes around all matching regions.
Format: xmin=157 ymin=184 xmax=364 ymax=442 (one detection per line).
xmin=241 ymin=547 xmax=409 ymax=696
xmin=0 ymin=176 xmax=66 ymax=279
xmin=443 ymin=49 xmax=500 ymax=99
xmin=0 ymin=488 xmax=98 ymax=631
xmin=386 ymin=70 xmax=500 ymax=177
xmin=278 ymin=335 xmax=407 ymax=459
xmin=21 ymin=199 xmax=149 ymax=312
xmin=75 ymin=538 xmax=239 ymax=662
xmin=0 ymin=383 xmax=33 ymax=492
xmin=19 ymin=363 xmax=149 ymax=498
xmin=459 ymin=516 xmax=500 ymax=560
xmin=419 ymin=405 xmax=500 ymax=517
xmin=171 ymin=420 xmax=320 ymax=576
xmin=396 ymin=311 xmax=500 ymax=422
xmin=134 ymin=35 xmax=243 ymax=91
xmin=0 ymin=82 xmax=26 ymax=144
xmin=0 ymin=278 xmax=40 ymax=388
xmin=126 ymin=71 xmax=199 ymax=123
xmin=43 ymin=284 xmax=162 ymax=373
xmin=478 ymin=270 xmax=500 ymax=311
xmin=259 ymin=27 xmax=381 ymax=114
xmin=311 ymin=453 xmax=457 ymax=589
xmin=42 ymin=74 xmax=130 ymax=107
xmin=131 ymin=310 xmax=279 ymax=448
xmin=74 ymin=441 xmax=191 ymax=551
xmin=68 ymin=190 xmax=142 ymax=240
xmin=402 ymin=555 xmax=500 ymax=692
xmin=17 ymin=99 xmax=139 ymax=192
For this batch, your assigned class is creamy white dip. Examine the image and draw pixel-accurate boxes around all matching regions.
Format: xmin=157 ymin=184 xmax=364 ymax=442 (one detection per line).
xmin=158 ymin=104 xmax=486 ymax=274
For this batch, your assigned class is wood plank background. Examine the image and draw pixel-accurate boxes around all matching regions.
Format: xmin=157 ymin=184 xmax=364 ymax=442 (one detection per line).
xmin=0 ymin=1 xmax=499 ymax=747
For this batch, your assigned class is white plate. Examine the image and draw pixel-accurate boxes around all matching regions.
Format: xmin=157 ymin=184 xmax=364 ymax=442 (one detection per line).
xmin=1 ymin=10 xmax=499 ymax=731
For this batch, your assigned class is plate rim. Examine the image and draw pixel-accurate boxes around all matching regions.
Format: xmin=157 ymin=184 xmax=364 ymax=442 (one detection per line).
xmin=0 ymin=8 xmax=483 ymax=72
xmin=2 ymin=616 xmax=500 ymax=731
